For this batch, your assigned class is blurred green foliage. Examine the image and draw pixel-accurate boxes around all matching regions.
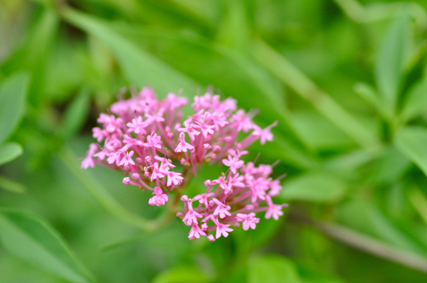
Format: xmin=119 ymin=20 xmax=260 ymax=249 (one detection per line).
xmin=1 ymin=0 xmax=427 ymax=282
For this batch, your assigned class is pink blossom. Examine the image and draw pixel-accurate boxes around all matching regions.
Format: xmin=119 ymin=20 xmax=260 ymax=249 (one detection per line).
xmin=222 ymin=155 xmax=244 ymax=174
xmin=144 ymin=132 xmax=162 ymax=149
xmin=148 ymin=187 xmax=168 ymax=206
xmin=252 ymin=121 xmax=278 ymax=145
xmin=166 ymin=171 xmax=183 ymax=187
xmin=150 ymin=162 xmax=165 ymax=181
xmin=215 ymin=221 xmax=233 ymax=239
xmin=175 ymin=133 xmax=194 ymax=153
xmin=265 ymin=196 xmax=284 ymax=220
xmin=237 ymin=213 xmax=260 ymax=230
xmin=126 ymin=116 xmax=147 ymax=134
xmin=119 ymin=151 xmax=135 ymax=166
xmin=81 ymin=87 xmax=286 ymax=241
xmin=182 ymin=204 xmax=203 ymax=226
xmin=145 ymin=109 xmax=165 ymax=125
xmin=178 ymin=120 xmax=200 ymax=141
xmin=212 ymin=198 xmax=231 ymax=219
xmin=92 ymin=127 xmax=107 ymax=142
xmin=188 ymin=223 xmax=206 ymax=240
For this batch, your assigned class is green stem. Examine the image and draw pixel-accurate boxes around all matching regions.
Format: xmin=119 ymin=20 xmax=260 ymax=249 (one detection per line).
xmin=407 ymin=188 xmax=427 ymax=226
xmin=59 ymin=146 xmax=172 ymax=232
xmin=317 ymin=221 xmax=427 ymax=274
xmin=289 ymin=212 xmax=427 ymax=274
xmin=253 ymin=39 xmax=381 ymax=149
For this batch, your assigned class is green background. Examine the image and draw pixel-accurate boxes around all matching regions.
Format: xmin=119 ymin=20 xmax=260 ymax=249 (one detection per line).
xmin=1 ymin=0 xmax=427 ymax=282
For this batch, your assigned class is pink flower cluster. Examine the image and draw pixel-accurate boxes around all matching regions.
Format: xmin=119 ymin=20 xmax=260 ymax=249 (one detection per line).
xmin=82 ymin=87 xmax=287 ymax=241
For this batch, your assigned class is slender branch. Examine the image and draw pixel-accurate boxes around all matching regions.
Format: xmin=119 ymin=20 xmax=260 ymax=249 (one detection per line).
xmin=317 ymin=222 xmax=427 ymax=274
xmin=289 ymin=212 xmax=427 ymax=274
xmin=60 ymin=146 xmax=172 ymax=232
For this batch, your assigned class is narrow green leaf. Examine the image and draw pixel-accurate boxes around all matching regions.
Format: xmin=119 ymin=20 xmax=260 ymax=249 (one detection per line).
xmin=280 ymin=172 xmax=347 ymax=203
xmin=248 ymin=255 xmax=301 ymax=283
xmin=0 ymin=208 xmax=95 ymax=283
xmin=293 ymin=110 xmax=353 ymax=149
xmin=0 ymin=142 xmax=23 ymax=166
xmin=0 ymin=176 xmax=26 ymax=194
xmin=394 ymin=127 xmax=427 ymax=176
xmin=59 ymin=146 xmax=153 ymax=230
xmin=0 ymin=72 xmax=30 ymax=144
xmin=216 ymin=0 xmax=250 ymax=51
xmin=353 ymin=82 xmax=388 ymax=117
xmin=62 ymin=9 xmax=198 ymax=94
xmin=375 ymin=13 xmax=412 ymax=110
xmin=153 ymin=266 xmax=211 ymax=283
xmin=61 ymin=89 xmax=91 ymax=139
xmin=401 ymin=79 xmax=427 ymax=122
xmin=366 ymin=145 xmax=411 ymax=185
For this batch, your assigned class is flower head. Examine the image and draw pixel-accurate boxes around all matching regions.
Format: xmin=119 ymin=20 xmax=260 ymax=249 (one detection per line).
xmin=81 ymin=88 xmax=287 ymax=241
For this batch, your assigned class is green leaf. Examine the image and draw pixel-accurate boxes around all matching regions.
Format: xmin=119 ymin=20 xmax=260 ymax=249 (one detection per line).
xmin=0 ymin=176 xmax=26 ymax=194
xmin=60 ymin=89 xmax=91 ymax=139
xmin=366 ymin=145 xmax=411 ymax=185
xmin=280 ymin=172 xmax=347 ymax=203
xmin=353 ymin=82 xmax=391 ymax=118
xmin=0 ymin=72 xmax=30 ymax=144
xmin=0 ymin=208 xmax=95 ymax=283
xmin=248 ymin=255 xmax=301 ymax=283
xmin=0 ymin=9 xmax=59 ymax=107
xmin=394 ymin=127 xmax=427 ymax=176
xmin=0 ymin=142 xmax=23 ymax=166
xmin=401 ymin=79 xmax=427 ymax=122
xmin=297 ymin=262 xmax=346 ymax=283
xmin=62 ymin=9 xmax=198 ymax=94
xmin=293 ymin=110 xmax=353 ymax=149
xmin=375 ymin=13 xmax=412 ymax=110
xmin=153 ymin=266 xmax=211 ymax=283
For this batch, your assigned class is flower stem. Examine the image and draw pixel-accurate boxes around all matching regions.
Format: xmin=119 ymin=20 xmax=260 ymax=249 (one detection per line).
xmin=60 ymin=145 xmax=172 ymax=232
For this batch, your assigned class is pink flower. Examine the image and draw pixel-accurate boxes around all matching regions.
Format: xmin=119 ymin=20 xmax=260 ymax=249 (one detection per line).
xmin=188 ymin=223 xmax=206 ymax=240
xmin=193 ymin=192 xmax=215 ymax=208
xmin=175 ymin=133 xmax=194 ymax=153
xmin=212 ymin=198 xmax=231 ymax=219
xmin=215 ymin=221 xmax=233 ymax=239
xmin=150 ymin=162 xmax=166 ymax=181
xmin=148 ymin=187 xmax=168 ymax=206
xmin=178 ymin=120 xmax=200 ymax=141
xmin=232 ymin=110 xmax=254 ymax=132
xmin=119 ymin=151 xmax=135 ymax=166
xmin=92 ymin=127 xmax=107 ymax=142
xmin=194 ymin=120 xmax=215 ymax=138
xmin=126 ymin=116 xmax=147 ymax=134
xmin=144 ymin=132 xmax=162 ymax=149
xmin=166 ymin=171 xmax=183 ymax=187
xmin=145 ymin=109 xmax=165 ymax=125
xmin=237 ymin=213 xmax=259 ymax=230
xmin=212 ymin=176 xmax=230 ymax=193
xmin=265 ymin=196 xmax=284 ymax=220
xmin=183 ymin=209 xmax=203 ymax=226
xmin=252 ymin=121 xmax=278 ymax=145
xmin=222 ymin=155 xmax=244 ymax=174
xmin=167 ymin=93 xmax=188 ymax=111
xmin=82 ymin=87 xmax=286 ymax=241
